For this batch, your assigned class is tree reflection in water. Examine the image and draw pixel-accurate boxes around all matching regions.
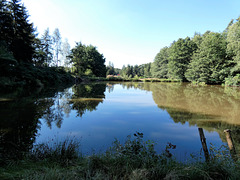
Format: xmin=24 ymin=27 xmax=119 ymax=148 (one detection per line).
xmin=1 ymin=82 xmax=240 ymax=163
xmin=40 ymin=83 xmax=107 ymax=128
xmin=0 ymin=86 xmax=71 ymax=163
xmin=70 ymin=83 xmax=106 ymax=117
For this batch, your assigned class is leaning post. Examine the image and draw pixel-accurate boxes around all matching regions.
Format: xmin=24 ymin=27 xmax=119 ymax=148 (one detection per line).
xmin=198 ymin=128 xmax=210 ymax=162
xmin=224 ymin=129 xmax=237 ymax=161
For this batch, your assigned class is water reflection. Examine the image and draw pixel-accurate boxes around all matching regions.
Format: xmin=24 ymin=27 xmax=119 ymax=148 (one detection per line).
xmin=1 ymin=82 xmax=240 ymax=161
xmin=144 ymin=82 xmax=240 ymax=153
xmin=70 ymin=83 xmax=106 ymax=117
xmin=0 ymin=83 xmax=107 ymax=162
xmin=41 ymin=83 xmax=107 ymax=128
xmin=143 ymin=83 xmax=240 ymax=125
xmin=0 ymin=86 xmax=70 ymax=163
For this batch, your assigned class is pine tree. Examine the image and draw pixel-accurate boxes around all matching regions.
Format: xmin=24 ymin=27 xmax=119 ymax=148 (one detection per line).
xmin=41 ymin=28 xmax=53 ymax=66
xmin=0 ymin=0 xmax=14 ymax=49
xmin=7 ymin=0 xmax=35 ymax=63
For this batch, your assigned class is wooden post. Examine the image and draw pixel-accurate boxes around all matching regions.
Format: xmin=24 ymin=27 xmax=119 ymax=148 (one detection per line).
xmin=198 ymin=128 xmax=210 ymax=162
xmin=224 ymin=129 xmax=237 ymax=160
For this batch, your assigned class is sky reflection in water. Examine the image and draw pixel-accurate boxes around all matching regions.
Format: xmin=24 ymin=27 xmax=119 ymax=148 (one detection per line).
xmin=36 ymin=83 xmax=239 ymax=159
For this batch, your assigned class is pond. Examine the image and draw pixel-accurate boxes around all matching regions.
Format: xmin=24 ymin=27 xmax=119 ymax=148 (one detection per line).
xmin=1 ymin=82 xmax=240 ymax=160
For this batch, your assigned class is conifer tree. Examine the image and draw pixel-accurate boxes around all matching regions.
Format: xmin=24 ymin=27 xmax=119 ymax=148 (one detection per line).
xmin=41 ymin=28 xmax=53 ymax=66
xmin=8 ymin=0 xmax=35 ymax=63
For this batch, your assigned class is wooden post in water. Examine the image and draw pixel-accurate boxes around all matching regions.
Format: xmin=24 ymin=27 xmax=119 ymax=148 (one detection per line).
xmin=198 ymin=128 xmax=210 ymax=162
xmin=224 ymin=129 xmax=237 ymax=160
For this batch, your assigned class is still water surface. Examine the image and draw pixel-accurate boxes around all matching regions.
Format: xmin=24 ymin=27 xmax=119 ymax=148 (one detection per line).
xmin=1 ymin=82 xmax=240 ymax=160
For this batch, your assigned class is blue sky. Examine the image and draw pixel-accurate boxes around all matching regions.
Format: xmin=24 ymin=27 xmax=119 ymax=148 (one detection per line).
xmin=22 ymin=0 xmax=240 ymax=68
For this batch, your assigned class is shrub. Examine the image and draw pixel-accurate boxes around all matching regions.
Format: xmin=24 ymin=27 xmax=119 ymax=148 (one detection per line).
xmin=225 ymin=75 xmax=240 ymax=86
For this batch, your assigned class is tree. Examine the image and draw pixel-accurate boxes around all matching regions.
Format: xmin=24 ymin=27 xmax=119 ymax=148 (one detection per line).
xmin=70 ymin=42 xmax=106 ymax=77
xmin=106 ymin=61 xmax=115 ymax=76
xmin=0 ymin=0 xmax=14 ymax=49
xmin=52 ymin=28 xmax=61 ymax=67
xmin=168 ymin=37 xmax=197 ymax=81
xmin=143 ymin=63 xmax=152 ymax=77
xmin=61 ymin=38 xmax=71 ymax=68
xmin=8 ymin=0 xmax=35 ymax=63
xmin=0 ymin=0 xmax=35 ymax=64
xmin=0 ymin=41 xmax=17 ymax=76
xmin=192 ymin=32 xmax=203 ymax=48
xmin=185 ymin=32 xmax=232 ymax=84
xmin=226 ymin=17 xmax=240 ymax=75
xmin=0 ymin=0 xmax=16 ymax=75
xmin=151 ymin=47 xmax=169 ymax=78
xmin=41 ymin=28 xmax=53 ymax=66
xmin=86 ymin=45 xmax=106 ymax=77
xmin=32 ymin=37 xmax=46 ymax=66
xmin=133 ymin=65 xmax=139 ymax=77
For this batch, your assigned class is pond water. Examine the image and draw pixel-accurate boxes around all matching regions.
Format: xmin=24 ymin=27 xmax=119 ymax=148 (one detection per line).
xmin=1 ymin=82 xmax=240 ymax=160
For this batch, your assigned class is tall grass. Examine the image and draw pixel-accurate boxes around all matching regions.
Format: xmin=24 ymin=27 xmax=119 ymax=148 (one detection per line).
xmin=29 ymin=138 xmax=80 ymax=166
xmin=1 ymin=132 xmax=240 ymax=180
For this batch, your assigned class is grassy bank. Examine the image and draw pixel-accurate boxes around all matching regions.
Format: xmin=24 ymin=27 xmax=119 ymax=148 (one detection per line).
xmin=1 ymin=133 xmax=239 ymax=180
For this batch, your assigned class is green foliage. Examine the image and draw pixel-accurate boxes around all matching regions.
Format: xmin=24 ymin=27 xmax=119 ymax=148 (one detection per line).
xmin=108 ymin=132 xmax=157 ymax=160
xmin=30 ymin=138 xmax=80 ymax=165
xmin=151 ymin=17 xmax=240 ymax=85
xmin=225 ymin=74 xmax=240 ymax=86
xmin=0 ymin=63 xmax=74 ymax=89
xmin=1 ymin=134 xmax=240 ymax=180
xmin=70 ymin=42 xmax=106 ymax=77
xmin=121 ymin=63 xmax=152 ymax=78
xmin=106 ymin=61 xmax=117 ymax=76
xmin=186 ymin=32 xmax=231 ymax=84
xmin=168 ymin=37 xmax=197 ymax=81
xmin=151 ymin=47 xmax=169 ymax=78
xmin=226 ymin=17 xmax=240 ymax=75
xmin=0 ymin=1 xmax=75 ymax=89
xmin=38 ymin=28 xmax=53 ymax=66
xmin=0 ymin=0 xmax=35 ymax=63
xmin=32 ymin=38 xmax=48 ymax=66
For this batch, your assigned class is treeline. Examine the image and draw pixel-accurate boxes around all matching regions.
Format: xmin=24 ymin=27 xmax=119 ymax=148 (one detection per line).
xmin=151 ymin=17 xmax=240 ymax=85
xmin=1 ymin=0 xmax=240 ymax=86
xmin=106 ymin=63 xmax=152 ymax=78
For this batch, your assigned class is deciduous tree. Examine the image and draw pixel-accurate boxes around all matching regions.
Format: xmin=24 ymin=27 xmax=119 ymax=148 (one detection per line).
xmin=151 ymin=47 xmax=169 ymax=78
xmin=70 ymin=42 xmax=106 ymax=77
xmin=168 ymin=37 xmax=197 ymax=81
xmin=52 ymin=28 xmax=62 ymax=67
xmin=185 ymin=32 xmax=231 ymax=84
